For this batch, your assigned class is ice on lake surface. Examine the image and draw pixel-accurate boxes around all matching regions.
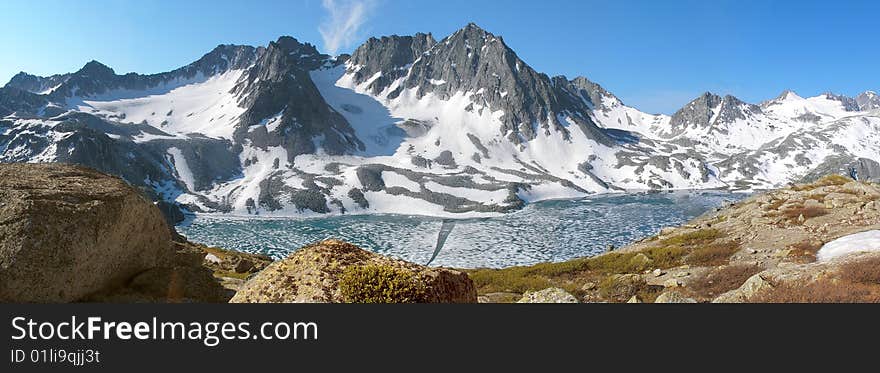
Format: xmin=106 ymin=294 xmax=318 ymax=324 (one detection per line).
xmin=177 ymin=191 xmax=748 ymax=268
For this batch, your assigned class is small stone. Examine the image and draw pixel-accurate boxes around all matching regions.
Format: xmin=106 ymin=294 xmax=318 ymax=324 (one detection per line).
xmin=581 ymin=281 xmax=597 ymax=291
xmin=655 ymin=291 xmax=697 ymax=303
xmin=712 ymin=273 xmax=773 ymax=303
xmin=517 ymin=288 xmax=579 ymax=303
xmin=663 ymin=278 xmax=681 ymax=288
xmin=652 ymin=269 xmax=664 ymax=277
xmin=627 ymin=295 xmax=642 ymax=303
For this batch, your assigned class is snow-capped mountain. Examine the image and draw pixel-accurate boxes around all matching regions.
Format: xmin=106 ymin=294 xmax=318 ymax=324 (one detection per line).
xmin=2 ymin=24 xmax=878 ymax=219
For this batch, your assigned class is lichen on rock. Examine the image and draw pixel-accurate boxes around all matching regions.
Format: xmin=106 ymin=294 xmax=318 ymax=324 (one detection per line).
xmin=230 ymin=239 xmax=477 ymax=303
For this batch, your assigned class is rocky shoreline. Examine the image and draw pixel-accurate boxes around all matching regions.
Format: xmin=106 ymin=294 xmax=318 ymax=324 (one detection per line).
xmin=2 ymin=163 xmax=878 ymax=303
xmin=468 ymin=174 xmax=880 ymax=302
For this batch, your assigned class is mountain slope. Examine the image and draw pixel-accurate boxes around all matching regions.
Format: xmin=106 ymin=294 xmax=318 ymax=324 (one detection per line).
xmin=2 ymin=23 xmax=878 ymax=218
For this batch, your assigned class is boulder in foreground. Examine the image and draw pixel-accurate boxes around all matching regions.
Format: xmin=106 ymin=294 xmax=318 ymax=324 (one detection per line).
xmin=0 ymin=163 xmax=226 ymax=303
xmin=230 ymin=240 xmax=477 ymax=303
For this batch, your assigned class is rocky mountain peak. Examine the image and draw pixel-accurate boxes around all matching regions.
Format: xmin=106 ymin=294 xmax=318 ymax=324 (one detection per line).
xmin=230 ymin=36 xmax=362 ymax=158
xmin=77 ymin=60 xmax=116 ymax=78
xmin=775 ymin=89 xmax=802 ymax=101
xmin=668 ymin=92 xmax=721 ymax=129
xmin=272 ymin=36 xmax=319 ymax=55
xmin=394 ymin=23 xmax=612 ymax=144
xmin=5 ymin=72 xmax=41 ymax=89
xmin=259 ymin=36 xmax=327 ymax=73
xmin=190 ymin=44 xmax=260 ymax=74
xmin=669 ymin=92 xmax=760 ymax=133
xmin=564 ymin=76 xmax=620 ymax=111
xmin=436 ymin=22 xmax=511 ymax=62
xmin=347 ymin=32 xmax=437 ymax=94
xmin=856 ymin=90 xmax=880 ymax=110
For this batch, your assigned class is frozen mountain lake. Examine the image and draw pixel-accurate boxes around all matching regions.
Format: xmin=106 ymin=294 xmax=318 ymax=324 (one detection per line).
xmin=177 ymin=191 xmax=748 ymax=268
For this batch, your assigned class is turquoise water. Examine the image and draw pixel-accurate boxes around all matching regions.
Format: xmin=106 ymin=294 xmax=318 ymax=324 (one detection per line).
xmin=177 ymin=191 xmax=747 ymax=268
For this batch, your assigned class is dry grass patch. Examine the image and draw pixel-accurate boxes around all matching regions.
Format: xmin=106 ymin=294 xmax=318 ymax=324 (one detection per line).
xmin=787 ymin=239 xmax=824 ymax=263
xmin=684 ymin=241 xmax=743 ymax=266
xmin=202 ymin=246 xmax=232 ymax=260
xmin=753 ymin=280 xmax=880 ymax=303
xmin=839 ymin=257 xmax=880 ymax=285
xmin=659 ymin=228 xmax=723 ymax=247
xmin=598 ymin=275 xmax=664 ymax=303
xmin=755 ymin=257 xmax=880 ymax=303
xmin=792 ymin=174 xmax=852 ymax=191
xmin=781 ymin=205 xmax=828 ymax=222
xmin=467 ymin=259 xmax=589 ymax=296
xmin=688 ymin=264 xmax=763 ymax=299
xmin=213 ymin=270 xmax=251 ymax=280
xmin=656 ymin=228 xmax=740 ymax=266
xmin=469 ymin=228 xmax=739 ymax=301
xmin=764 ymin=198 xmax=786 ymax=212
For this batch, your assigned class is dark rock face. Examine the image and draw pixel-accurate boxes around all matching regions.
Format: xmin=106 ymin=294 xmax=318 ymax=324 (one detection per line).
xmin=348 ymin=33 xmax=437 ymax=95
xmin=290 ymin=189 xmax=330 ymax=213
xmin=143 ymin=137 xmax=240 ymax=192
xmin=0 ymin=87 xmax=47 ymax=117
xmin=566 ymin=76 xmax=617 ymax=111
xmin=347 ymin=188 xmax=369 ymax=209
xmin=4 ymin=71 xmax=70 ymax=94
xmin=356 ymin=165 xmax=386 ymax=191
xmin=668 ymin=93 xmax=763 ymax=136
xmin=433 ymin=150 xmax=456 ymax=167
xmin=232 ymin=36 xmax=363 ymax=159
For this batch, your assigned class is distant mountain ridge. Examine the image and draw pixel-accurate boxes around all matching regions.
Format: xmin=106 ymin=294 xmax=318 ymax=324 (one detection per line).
xmin=2 ymin=23 xmax=879 ymax=219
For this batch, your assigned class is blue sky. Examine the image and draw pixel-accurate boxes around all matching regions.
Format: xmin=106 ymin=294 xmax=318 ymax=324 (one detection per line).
xmin=1 ymin=0 xmax=878 ymax=114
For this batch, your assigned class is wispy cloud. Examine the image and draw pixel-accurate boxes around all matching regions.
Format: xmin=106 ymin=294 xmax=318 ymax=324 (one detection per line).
xmin=319 ymin=0 xmax=374 ymax=55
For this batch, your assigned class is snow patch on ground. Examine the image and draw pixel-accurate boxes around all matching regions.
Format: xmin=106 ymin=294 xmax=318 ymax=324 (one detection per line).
xmin=817 ymin=230 xmax=880 ymax=261
xmin=381 ymin=171 xmax=420 ymax=191
xmin=424 ymin=181 xmax=509 ymax=203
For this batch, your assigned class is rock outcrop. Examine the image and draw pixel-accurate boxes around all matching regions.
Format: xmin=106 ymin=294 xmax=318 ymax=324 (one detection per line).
xmin=468 ymin=175 xmax=880 ymax=303
xmin=0 ymin=163 xmax=226 ymax=303
xmin=230 ymin=239 xmax=477 ymax=303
